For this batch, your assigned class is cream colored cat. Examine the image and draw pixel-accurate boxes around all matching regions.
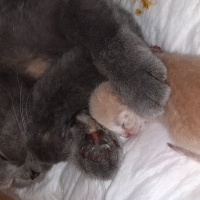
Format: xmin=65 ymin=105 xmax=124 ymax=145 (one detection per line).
xmin=90 ymin=51 xmax=200 ymax=158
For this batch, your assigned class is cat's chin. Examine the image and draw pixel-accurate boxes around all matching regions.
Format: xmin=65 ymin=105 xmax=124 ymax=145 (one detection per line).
xmin=12 ymin=172 xmax=47 ymax=188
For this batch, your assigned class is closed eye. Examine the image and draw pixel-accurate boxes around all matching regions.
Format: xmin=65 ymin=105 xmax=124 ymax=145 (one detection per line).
xmin=115 ymin=119 xmax=122 ymax=126
xmin=0 ymin=154 xmax=7 ymax=161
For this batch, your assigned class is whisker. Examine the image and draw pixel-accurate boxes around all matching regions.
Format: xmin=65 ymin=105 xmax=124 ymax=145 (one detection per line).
xmin=17 ymin=74 xmax=27 ymax=134
xmin=11 ymin=94 xmax=26 ymax=137
xmin=0 ymin=85 xmax=24 ymax=136
xmin=25 ymin=89 xmax=32 ymax=120
xmin=20 ymin=82 xmax=27 ymax=132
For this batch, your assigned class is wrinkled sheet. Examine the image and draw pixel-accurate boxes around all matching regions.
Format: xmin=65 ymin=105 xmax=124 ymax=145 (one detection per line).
xmin=12 ymin=0 xmax=200 ymax=199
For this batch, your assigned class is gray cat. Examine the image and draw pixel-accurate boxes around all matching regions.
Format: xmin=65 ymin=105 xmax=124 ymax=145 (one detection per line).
xmin=0 ymin=0 xmax=170 ymax=186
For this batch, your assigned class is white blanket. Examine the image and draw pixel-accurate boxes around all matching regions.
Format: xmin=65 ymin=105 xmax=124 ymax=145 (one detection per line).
xmin=12 ymin=0 xmax=200 ymax=199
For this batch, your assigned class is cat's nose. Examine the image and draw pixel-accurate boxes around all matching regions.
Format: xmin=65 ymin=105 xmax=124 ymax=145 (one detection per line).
xmin=30 ymin=170 xmax=40 ymax=180
xmin=21 ymin=170 xmax=40 ymax=180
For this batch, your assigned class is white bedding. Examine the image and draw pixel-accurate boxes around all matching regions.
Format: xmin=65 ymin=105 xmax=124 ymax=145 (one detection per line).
xmin=12 ymin=0 xmax=200 ymax=199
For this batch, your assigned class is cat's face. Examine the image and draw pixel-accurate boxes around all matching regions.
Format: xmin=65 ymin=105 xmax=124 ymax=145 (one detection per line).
xmin=92 ymin=105 xmax=145 ymax=138
xmin=0 ymin=69 xmax=51 ymax=189
xmin=90 ymin=82 xmax=146 ymax=138
xmin=108 ymin=109 xmax=145 ymax=138
xmin=0 ymin=113 xmax=46 ymax=189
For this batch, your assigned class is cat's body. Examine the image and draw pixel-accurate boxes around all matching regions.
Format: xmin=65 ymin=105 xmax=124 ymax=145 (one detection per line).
xmin=160 ymin=53 xmax=200 ymax=154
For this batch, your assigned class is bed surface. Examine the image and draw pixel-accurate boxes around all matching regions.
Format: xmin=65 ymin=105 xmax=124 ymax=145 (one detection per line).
xmin=12 ymin=0 xmax=200 ymax=199
xmin=13 ymin=122 xmax=200 ymax=200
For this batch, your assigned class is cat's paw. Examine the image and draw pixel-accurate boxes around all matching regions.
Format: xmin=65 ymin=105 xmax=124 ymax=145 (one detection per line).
xmin=77 ymin=130 xmax=121 ymax=179
xmin=69 ymin=109 xmax=122 ymax=179
xmin=114 ymin=55 xmax=171 ymax=119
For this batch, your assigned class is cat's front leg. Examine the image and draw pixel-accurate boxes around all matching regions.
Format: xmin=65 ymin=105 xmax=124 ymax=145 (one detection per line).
xmin=93 ymin=29 xmax=171 ymax=119
xmin=60 ymin=0 xmax=170 ymax=119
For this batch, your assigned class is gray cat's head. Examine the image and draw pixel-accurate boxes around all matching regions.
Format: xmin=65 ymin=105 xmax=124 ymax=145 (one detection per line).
xmin=0 ymin=67 xmax=51 ymax=189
